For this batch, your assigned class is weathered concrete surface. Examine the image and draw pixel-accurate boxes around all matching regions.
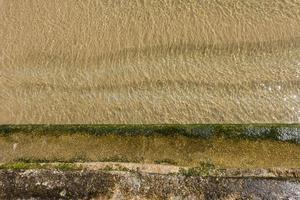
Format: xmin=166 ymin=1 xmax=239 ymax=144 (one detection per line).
xmin=0 ymin=169 xmax=300 ymax=199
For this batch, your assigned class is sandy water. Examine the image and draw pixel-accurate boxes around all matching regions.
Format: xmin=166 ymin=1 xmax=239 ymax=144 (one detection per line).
xmin=0 ymin=0 xmax=299 ymax=123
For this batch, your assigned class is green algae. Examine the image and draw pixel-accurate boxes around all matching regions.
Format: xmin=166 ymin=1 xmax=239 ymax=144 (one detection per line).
xmin=0 ymin=124 xmax=299 ymax=169
xmin=179 ymin=162 xmax=217 ymax=176
xmin=0 ymin=162 xmax=81 ymax=170
xmin=0 ymin=124 xmax=299 ymax=143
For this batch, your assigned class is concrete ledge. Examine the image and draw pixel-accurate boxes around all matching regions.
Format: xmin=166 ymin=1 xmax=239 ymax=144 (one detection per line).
xmin=0 ymin=169 xmax=299 ymax=199
xmin=0 ymin=125 xmax=298 ymax=198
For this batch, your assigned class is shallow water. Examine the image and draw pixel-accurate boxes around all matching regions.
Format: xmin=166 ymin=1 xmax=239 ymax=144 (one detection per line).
xmin=0 ymin=0 xmax=299 ymax=123
xmin=0 ymin=124 xmax=299 ymax=168
xmin=1 ymin=133 xmax=300 ymax=168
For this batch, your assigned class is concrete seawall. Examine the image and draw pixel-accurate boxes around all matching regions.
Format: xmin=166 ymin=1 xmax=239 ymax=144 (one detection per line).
xmin=0 ymin=125 xmax=299 ymax=199
xmin=0 ymin=170 xmax=300 ymax=199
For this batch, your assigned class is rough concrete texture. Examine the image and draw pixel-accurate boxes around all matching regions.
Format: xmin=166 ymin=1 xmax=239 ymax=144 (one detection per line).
xmin=0 ymin=169 xmax=299 ymax=199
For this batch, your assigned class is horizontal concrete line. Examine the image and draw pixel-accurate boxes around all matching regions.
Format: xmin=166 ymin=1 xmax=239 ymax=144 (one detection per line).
xmin=2 ymin=162 xmax=300 ymax=178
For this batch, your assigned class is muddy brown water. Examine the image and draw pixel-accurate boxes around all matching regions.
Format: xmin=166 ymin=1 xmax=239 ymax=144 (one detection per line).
xmin=0 ymin=0 xmax=300 ymax=123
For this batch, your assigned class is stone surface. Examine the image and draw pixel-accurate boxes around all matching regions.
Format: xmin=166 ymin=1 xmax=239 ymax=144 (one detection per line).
xmin=0 ymin=169 xmax=300 ymax=199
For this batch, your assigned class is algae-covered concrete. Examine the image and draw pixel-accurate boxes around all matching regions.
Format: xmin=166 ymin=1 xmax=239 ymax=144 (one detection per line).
xmin=0 ymin=169 xmax=299 ymax=199
xmin=0 ymin=125 xmax=299 ymax=168
xmin=0 ymin=125 xmax=299 ymax=198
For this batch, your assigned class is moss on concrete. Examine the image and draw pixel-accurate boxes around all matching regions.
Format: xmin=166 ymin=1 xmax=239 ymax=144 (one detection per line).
xmin=178 ymin=162 xmax=217 ymax=176
xmin=0 ymin=162 xmax=82 ymax=171
xmin=0 ymin=124 xmax=299 ymax=143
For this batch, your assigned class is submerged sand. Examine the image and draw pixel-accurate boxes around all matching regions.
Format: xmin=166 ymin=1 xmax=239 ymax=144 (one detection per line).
xmin=0 ymin=0 xmax=300 ymax=123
